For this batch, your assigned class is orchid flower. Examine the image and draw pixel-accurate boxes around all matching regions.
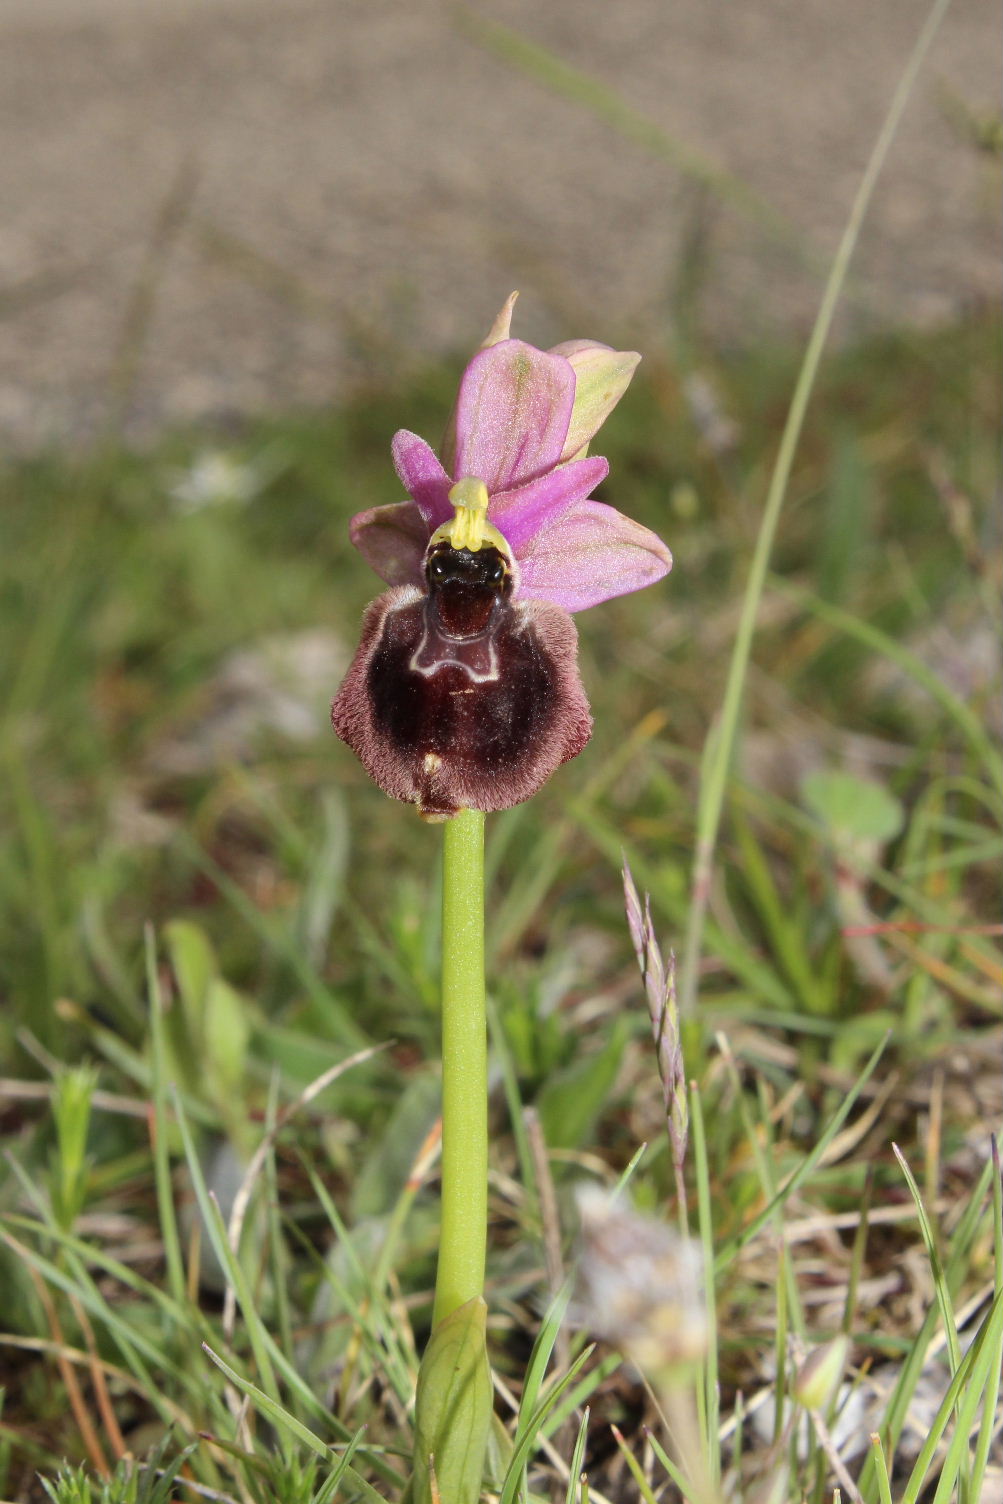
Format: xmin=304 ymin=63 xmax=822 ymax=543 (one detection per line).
xmin=331 ymin=295 xmax=672 ymax=818
xmin=331 ymin=300 xmax=673 ymax=1500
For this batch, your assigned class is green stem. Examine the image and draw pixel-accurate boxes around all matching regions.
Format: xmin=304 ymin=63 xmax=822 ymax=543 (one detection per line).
xmin=433 ymin=806 xmax=488 ymax=1328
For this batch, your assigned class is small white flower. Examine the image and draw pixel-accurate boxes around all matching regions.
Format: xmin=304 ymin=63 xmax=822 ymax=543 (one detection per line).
xmin=575 ymin=1185 xmax=708 ymax=1373
xmin=167 ymin=449 xmax=269 ymax=513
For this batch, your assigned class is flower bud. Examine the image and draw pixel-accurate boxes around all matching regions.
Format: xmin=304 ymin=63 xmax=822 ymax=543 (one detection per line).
xmin=792 ymin=1334 xmax=851 ymax=1412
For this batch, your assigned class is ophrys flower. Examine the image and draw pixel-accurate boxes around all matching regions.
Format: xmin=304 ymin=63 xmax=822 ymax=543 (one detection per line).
xmin=332 ymin=296 xmax=671 ymax=818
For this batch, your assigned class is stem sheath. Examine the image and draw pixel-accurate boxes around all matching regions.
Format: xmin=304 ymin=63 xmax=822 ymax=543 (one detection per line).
xmin=433 ymin=806 xmax=488 ymax=1327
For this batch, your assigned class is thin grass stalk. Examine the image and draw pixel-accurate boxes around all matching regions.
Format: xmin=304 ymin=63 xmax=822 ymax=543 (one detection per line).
xmin=563 ymin=1409 xmax=590 ymax=1504
xmin=497 ymin=1344 xmax=597 ymax=1504
xmin=0 ymin=1221 xmax=186 ymax=1420
xmin=370 ymin=1121 xmax=443 ymax=1310
xmin=201 ymin=1343 xmax=394 ymax=1504
xmin=172 ymin=1094 xmax=287 ymax=1448
xmin=688 ymin=1083 xmax=720 ymax=1484
xmin=679 ymin=0 xmax=955 ymax=1014
xmin=892 ymin=1145 xmax=962 ymax=1375
xmin=609 ymin=1424 xmax=660 ymax=1504
xmin=867 ymin=1433 xmax=894 ymax=1504
xmin=538 ymin=1351 xmax=621 ymax=1443
xmin=857 ymin=1155 xmax=997 ymax=1502
xmin=714 ymin=1035 xmax=888 ymax=1271
xmin=262 ymin=1080 xmax=294 ymax=1367
xmin=300 ymin=1164 xmax=415 ymax=1408
xmin=969 ymin=1138 xmax=1003 ymax=1500
xmin=179 ymin=832 xmax=367 ymax=1052
xmin=507 ymin=1281 xmax=574 ymax=1480
xmin=455 ymin=7 xmax=815 ymax=267
xmin=487 ymin=992 xmax=538 ymax=1226
xmin=932 ymin=1290 xmax=1003 ymax=1504
xmin=898 ymin=1290 xmax=1003 ymax=1504
xmin=772 ymin=1245 xmax=790 ymax=1449
xmin=842 ymin=1171 xmax=873 ymax=1335
xmin=771 ymin=578 xmax=1003 ymax=793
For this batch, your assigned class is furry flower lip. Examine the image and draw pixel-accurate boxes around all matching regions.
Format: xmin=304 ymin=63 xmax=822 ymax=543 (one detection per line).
xmin=331 ymin=295 xmax=672 ymax=820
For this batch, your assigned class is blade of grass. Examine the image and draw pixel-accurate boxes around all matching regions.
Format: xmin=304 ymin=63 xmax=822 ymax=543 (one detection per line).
xmin=678 ymin=0 xmax=955 ymax=1014
xmin=731 ymin=807 xmax=832 ymax=1015
xmin=145 ymin=926 xmax=187 ymax=1308
xmin=312 ymin=1425 xmax=370 ymax=1504
xmin=899 ymin=1289 xmax=1003 ymax=1504
xmin=508 ymin=1281 xmax=573 ymax=1463
xmin=487 ymin=992 xmax=538 ymax=1223
xmin=563 ymin=1409 xmax=590 ymax=1504
xmin=718 ymin=1041 xmax=808 ymax=1347
xmin=609 ymin=1425 xmax=659 ymax=1504
xmin=0 ymin=1199 xmax=210 ymax=1370
xmin=171 ymin=1090 xmax=290 ymax=1444
xmin=891 ymin=1145 xmax=962 ymax=1376
xmin=0 ymin=1221 xmax=194 ymax=1425
xmin=369 ymin=1125 xmax=441 ymax=1325
xmin=498 ymin=1342 xmax=597 ymax=1504
xmin=259 ymin=1301 xmax=407 ymax=1485
xmin=645 ymin=1427 xmax=712 ymax=1504
xmin=491 ymin=718 xmax=667 ymax=962
xmin=539 ymin=1352 xmax=621 ymax=1442
xmin=177 ymin=832 xmax=369 ymax=1052
xmin=858 ymin=1155 xmax=997 ymax=1502
xmin=300 ymin=1161 xmax=417 ymax=1406
xmin=842 ymin=1170 xmax=873 ymax=1336
xmin=200 ymin=1343 xmax=335 ymax=1461
xmin=611 ymin=1142 xmax=653 ymax=1201
xmin=176 ymin=1124 xmax=384 ymax=1473
xmin=688 ymin=1083 xmax=719 ymax=1482
xmin=220 ymin=1043 xmax=388 ymax=1343
xmin=454 ymin=8 xmax=814 ymax=266
xmin=868 ymin=1432 xmax=894 ymax=1504
xmin=582 ymin=815 xmax=803 ymax=1014
xmin=714 ymin=1034 xmax=889 ymax=1271
xmin=201 ymin=1343 xmax=403 ymax=1501
xmin=772 ymin=1243 xmax=790 ymax=1451
xmin=967 ymin=1139 xmax=1002 ymax=1503
xmin=771 ymin=576 xmax=1003 ymax=794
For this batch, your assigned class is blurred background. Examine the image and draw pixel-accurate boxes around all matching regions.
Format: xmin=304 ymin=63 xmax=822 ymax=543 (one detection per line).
xmin=1 ymin=5 xmax=1001 ymax=1497
xmin=0 ymin=0 xmax=997 ymax=446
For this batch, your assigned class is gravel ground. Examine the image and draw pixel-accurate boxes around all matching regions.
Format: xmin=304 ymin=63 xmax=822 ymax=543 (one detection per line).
xmin=0 ymin=0 xmax=997 ymax=447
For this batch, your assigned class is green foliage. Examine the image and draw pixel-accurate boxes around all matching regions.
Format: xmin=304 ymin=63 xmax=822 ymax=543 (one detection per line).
xmin=159 ymin=920 xmax=252 ymax=1146
xmin=38 ymin=1444 xmax=196 ymax=1504
xmin=535 ymin=1015 xmax=630 ymax=1152
xmin=48 ymin=1066 xmax=99 ymax=1232
xmin=802 ymin=769 xmax=906 ymax=847
xmin=0 ymin=159 xmax=998 ymax=1504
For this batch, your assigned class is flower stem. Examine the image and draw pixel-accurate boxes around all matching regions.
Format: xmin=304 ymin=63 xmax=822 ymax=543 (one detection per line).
xmin=433 ymin=806 xmax=487 ymax=1328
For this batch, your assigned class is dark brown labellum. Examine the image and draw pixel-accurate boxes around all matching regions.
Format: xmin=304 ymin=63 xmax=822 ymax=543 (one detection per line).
xmin=332 ymin=544 xmax=592 ymax=818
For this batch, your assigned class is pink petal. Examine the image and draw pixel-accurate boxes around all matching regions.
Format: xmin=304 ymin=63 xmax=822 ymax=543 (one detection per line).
xmin=453 ymin=340 xmax=576 ymax=493
xmin=391 ymin=431 xmax=453 ymax=530
xmin=441 ymin=295 xmax=525 ymax=473
xmin=489 ymin=455 xmax=609 ymax=555
xmin=549 ymin=341 xmax=641 ymax=462
xmin=349 ymin=500 xmax=429 ymax=588
xmin=516 ymin=499 xmax=672 ymax=612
